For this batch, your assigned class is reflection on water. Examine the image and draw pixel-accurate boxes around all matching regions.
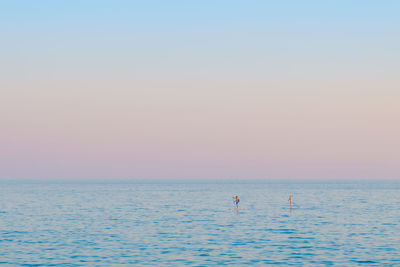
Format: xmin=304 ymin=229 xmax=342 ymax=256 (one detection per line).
xmin=0 ymin=181 xmax=399 ymax=265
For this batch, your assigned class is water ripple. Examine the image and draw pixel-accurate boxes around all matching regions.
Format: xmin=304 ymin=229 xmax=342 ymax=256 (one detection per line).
xmin=0 ymin=181 xmax=399 ymax=265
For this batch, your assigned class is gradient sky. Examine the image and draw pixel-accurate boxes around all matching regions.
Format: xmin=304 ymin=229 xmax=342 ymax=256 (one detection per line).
xmin=1 ymin=1 xmax=399 ymax=180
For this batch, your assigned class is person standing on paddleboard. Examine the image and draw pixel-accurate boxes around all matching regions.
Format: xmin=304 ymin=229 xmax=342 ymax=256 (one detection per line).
xmin=234 ymin=195 xmax=240 ymax=209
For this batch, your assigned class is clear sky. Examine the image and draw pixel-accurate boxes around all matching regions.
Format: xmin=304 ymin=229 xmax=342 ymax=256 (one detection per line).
xmin=1 ymin=1 xmax=399 ymax=180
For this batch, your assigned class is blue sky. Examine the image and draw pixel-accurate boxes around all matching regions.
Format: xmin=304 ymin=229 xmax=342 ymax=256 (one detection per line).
xmin=1 ymin=1 xmax=399 ymax=179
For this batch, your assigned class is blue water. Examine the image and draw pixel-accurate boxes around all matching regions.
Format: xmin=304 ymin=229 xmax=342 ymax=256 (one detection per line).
xmin=1 ymin=181 xmax=400 ymax=266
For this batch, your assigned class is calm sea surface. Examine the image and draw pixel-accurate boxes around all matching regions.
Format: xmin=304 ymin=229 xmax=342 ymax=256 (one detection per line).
xmin=0 ymin=181 xmax=399 ymax=266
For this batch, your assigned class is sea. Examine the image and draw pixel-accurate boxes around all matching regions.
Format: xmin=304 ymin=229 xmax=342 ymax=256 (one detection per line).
xmin=0 ymin=180 xmax=399 ymax=266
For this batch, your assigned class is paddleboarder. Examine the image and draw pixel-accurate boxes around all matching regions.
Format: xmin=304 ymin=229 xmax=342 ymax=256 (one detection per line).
xmin=234 ymin=195 xmax=240 ymax=209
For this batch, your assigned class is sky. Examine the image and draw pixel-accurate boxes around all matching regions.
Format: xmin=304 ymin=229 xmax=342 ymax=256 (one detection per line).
xmin=1 ymin=1 xmax=399 ymax=180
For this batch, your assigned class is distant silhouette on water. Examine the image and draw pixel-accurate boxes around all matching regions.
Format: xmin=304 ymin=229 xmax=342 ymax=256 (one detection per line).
xmin=234 ymin=195 xmax=240 ymax=210
xmin=289 ymin=195 xmax=293 ymax=210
